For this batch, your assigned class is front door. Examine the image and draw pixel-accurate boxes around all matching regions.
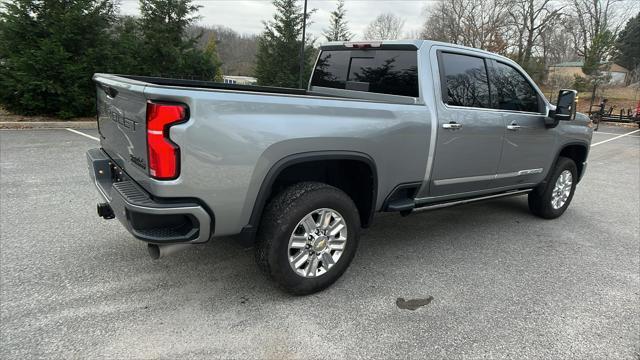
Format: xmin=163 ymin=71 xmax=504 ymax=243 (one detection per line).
xmin=488 ymin=60 xmax=556 ymax=187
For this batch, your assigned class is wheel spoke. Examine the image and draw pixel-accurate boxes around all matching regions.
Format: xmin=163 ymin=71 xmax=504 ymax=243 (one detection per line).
xmin=290 ymin=235 xmax=307 ymax=249
xmin=328 ymin=219 xmax=345 ymax=236
xmin=291 ymin=251 xmax=309 ymax=269
xmin=305 ymin=255 xmax=319 ymax=276
xmin=329 ymin=238 xmax=346 ymax=251
xmin=321 ymin=252 xmax=335 ymax=268
xmin=302 ymin=215 xmax=317 ymax=234
xmin=320 ymin=210 xmax=332 ymax=229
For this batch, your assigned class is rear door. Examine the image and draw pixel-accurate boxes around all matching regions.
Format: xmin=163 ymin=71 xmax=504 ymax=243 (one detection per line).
xmin=94 ymin=75 xmax=150 ymax=183
xmin=428 ymin=51 xmax=506 ymax=197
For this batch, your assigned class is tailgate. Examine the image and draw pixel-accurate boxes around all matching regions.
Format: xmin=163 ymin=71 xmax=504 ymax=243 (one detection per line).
xmin=94 ymin=74 xmax=150 ymax=182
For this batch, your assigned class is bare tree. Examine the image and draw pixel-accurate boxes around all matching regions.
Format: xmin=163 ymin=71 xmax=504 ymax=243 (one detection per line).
xmin=571 ymin=0 xmax=626 ymax=74
xmin=570 ymin=0 xmax=636 ymax=102
xmin=539 ymin=15 xmax=581 ymax=67
xmin=363 ymin=13 xmax=405 ymax=40
xmin=509 ymin=0 xmax=564 ymax=69
xmin=421 ymin=0 xmax=510 ymax=54
xmin=193 ymin=25 xmax=259 ymax=76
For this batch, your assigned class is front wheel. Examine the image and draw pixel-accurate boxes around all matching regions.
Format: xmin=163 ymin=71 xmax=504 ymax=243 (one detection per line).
xmin=528 ymin=157 xmax=578 ymax=219
xmin=255 ymin=182 xmax=360 ymax=295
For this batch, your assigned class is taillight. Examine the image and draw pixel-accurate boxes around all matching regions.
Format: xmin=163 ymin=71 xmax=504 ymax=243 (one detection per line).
xmin=146 ymin=101 xmax=187 ymax=180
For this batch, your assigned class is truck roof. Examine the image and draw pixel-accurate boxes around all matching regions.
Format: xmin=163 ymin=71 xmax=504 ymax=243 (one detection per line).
xmin=320 ymin=40 xmax=512 ymax=63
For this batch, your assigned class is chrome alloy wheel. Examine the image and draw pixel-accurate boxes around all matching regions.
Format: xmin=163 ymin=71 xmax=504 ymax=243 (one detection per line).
xmin=287 ymin=208 xmax=348 ymax=278
xmin=551 ymin=170 xmax=573 ymax=210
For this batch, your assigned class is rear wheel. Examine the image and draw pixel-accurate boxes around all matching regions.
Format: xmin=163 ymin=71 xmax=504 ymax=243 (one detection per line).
xmin=528 ymin=157 xmax=578 ymax=219
xmin=255 ymin=182 xmax=360 ymax=295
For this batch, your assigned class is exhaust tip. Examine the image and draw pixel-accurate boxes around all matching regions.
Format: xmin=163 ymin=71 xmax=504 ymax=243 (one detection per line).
xmin=147 ymin=244 xmax=161 ymax=260
xmin=147 ymin=243 xmax=191 ymax=259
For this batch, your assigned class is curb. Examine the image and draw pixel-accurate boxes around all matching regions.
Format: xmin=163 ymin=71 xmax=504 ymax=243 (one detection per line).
xmin=0 ymin=121 xmax=97 ymax=129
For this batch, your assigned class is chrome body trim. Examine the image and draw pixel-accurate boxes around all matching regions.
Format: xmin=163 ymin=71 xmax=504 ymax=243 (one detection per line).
xmin=432 ymin=168 xmax=543 ymax=186
xmin=412 ymin=189 xmax=532 ymax=213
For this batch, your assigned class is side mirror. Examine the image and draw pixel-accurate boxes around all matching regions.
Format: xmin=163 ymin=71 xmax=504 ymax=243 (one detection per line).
xmin=546 ymin=89 xmax=577 ymax=128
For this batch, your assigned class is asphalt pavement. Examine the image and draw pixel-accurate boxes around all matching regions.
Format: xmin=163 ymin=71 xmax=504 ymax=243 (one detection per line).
xmin=1 ymin=126 xmax=638 ymax=359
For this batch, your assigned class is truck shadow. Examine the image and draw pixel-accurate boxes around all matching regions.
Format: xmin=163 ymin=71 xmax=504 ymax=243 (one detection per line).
xmin=149 ymin=196 xmax=536 ymax=301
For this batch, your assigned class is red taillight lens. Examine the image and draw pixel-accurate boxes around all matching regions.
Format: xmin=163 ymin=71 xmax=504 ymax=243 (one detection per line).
xmin=146 ymin=102 xmax=187 ymax=180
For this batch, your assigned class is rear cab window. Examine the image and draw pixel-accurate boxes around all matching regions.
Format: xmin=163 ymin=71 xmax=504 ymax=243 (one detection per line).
xmin=438 ymin=52 xmax=491 ymax=108
xmin=311 ymin=49 xmax=419 ymax=97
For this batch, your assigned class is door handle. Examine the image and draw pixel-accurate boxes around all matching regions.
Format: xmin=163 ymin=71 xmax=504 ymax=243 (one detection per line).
xmin=507 ymin=123 xmax=521 ymax=131
xmin=443 ymin=122 xmax=463 ymax=130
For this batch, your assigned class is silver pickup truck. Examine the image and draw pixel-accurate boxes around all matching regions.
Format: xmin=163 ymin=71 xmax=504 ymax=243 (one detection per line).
xmin=87 ymin=40 xmax=593 ymax=294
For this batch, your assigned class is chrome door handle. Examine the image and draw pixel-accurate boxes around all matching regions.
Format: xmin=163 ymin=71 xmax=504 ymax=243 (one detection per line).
xmin=507 ymin=124 xmax=521 ymax=131
xmin=443 ymin=122 xmax=463 ymax=130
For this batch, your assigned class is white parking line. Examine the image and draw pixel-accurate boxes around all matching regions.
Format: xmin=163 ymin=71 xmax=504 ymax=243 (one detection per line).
xmin=594 ymin=131 xmax=640 ymax=137
xmin=66 ymin=128 xmax=99 ymax=141
xmin=591 ymin=129 xmax=640 ymax=147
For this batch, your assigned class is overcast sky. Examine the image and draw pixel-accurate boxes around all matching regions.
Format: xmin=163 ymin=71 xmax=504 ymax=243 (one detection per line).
xmin=119 ymin=0 xmax=431 ymax=39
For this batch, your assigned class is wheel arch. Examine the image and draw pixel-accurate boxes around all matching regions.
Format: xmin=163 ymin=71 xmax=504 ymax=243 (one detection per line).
xmin=240 ymin=151 xmax=378 ymax=243
xmin=550 ymin=141 xmax=589 ymax=184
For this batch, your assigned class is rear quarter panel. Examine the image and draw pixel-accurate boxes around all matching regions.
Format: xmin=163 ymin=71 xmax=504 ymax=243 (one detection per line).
xmin=138 ymin=86 xmax=431 ymax=236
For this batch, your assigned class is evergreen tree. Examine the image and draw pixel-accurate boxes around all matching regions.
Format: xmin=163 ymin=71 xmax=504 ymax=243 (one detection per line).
xmin=255 ymin=0 xmax=315 ymax=88
xmin=204 ymin=36 xmax=224 ymax=82
xmin=111 ymin=16 xmax=145 ymax=76
xmin=323 ymin=0 xmax=352 ymax=42
xmin=0 ymin=0 xmax=117 ymax=118
xmin=615 ymin=13 xmax=640 ymax=75
xmin=136 ymin=0 xmax=218 ymax=79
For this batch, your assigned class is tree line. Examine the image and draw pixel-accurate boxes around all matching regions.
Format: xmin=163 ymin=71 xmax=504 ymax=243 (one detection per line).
xmin=421 ymin=0 xmax=638 ymax=86
xmin=0 ymin=0 xmax=223 ymax=118
xmin=0 ymin=0 xmax=637 ymax=118
xmin=0 ymin=0 xmax=350 ymax=118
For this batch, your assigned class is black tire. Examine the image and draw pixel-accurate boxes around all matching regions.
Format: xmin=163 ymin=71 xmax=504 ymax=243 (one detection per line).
xmin=255 ymin=182 xmax=360 ymax=295
xmin=528 ymin=157 xmax=578 ymax=219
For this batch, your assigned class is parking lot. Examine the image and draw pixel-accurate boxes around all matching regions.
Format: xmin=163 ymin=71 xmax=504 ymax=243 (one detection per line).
xmin=1 ymin=126 xmax=638 ymax=359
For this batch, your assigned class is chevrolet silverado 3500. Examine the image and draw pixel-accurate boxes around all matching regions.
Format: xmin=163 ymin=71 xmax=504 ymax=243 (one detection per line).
xmin=87 ymin=40 xmax=593 ymax=294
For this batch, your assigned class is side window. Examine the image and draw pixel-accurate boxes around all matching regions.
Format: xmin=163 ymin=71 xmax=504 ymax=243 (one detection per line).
xmin=490 ymin=62 xmax=540 ymax=113
xmin=439 ymin=52 xmax=490 ymax=108
xmin=310 ymin=50 xmax=419 ymax=97
xmin=311 ymin=51 xmax=350 ymax=89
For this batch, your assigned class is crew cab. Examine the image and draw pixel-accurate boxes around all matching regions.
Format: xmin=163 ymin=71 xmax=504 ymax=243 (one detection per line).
xmin=87 ymin=40 xmax=593 ymax=294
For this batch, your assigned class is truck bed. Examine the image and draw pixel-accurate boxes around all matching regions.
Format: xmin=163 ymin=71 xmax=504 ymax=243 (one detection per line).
xmin=122 ymin=75 xmax=308 ymax=96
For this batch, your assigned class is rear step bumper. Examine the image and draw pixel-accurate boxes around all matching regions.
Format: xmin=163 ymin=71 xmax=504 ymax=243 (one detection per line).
xmin=86 ymin=148 xmax=212 ymax=244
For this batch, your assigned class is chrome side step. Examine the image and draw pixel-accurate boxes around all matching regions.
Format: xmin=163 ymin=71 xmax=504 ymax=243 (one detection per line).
xmin=410 ymin=189 xmax=533 ymax=214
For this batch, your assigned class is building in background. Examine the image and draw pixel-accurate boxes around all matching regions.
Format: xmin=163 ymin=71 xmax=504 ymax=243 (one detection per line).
xmin=223 ymin=75 xmax=258 ymax=85
xmin=547 ymin=61 xmax=629 ymax=85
